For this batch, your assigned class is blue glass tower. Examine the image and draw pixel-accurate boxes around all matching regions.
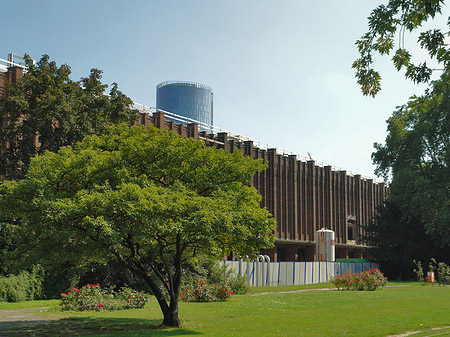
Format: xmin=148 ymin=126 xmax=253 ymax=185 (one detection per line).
xmin=156 ymin=81 xmax=213 ymax=126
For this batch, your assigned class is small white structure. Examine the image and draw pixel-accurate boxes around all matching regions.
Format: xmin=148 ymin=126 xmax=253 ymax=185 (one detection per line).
xmin=316 ymin=228 xmax=335 ymax=262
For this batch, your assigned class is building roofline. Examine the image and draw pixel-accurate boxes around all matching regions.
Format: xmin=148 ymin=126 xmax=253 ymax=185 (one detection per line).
xmin=156 ymin=81 xmax=212 ymax=92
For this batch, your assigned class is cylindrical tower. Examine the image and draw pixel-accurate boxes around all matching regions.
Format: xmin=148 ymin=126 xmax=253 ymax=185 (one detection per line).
xmin=156 ymin=81 xmax=213 ymax=126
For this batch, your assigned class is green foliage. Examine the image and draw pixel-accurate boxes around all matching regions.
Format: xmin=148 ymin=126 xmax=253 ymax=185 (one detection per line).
xmin=436 ymin=261 xmax=450 ymax=285
xmin=0 ymin=124 xmax=275 ymax=327
xmin=428 ymin=258 xmax=437 ymax=273
xmin=364 ymin=202 xmax=447 ymax=280
xmin=372 ymin=70 xmax=450 ymax=251
xmin=331 ymin=269 xmax=387 ymax=291
xmin=413 ymin=260 xmax=426 ymax=285
xmin=178 ymin=278 xmax=233 ymax=302
xmin=354 ymin=0 xmax=448 ymax=96
xmin=182 ymin=256 xmax=250 ymax=295
xmin=0 ymin=54 xmax=137 ymax=179
xmin=59 ymin=284 xmax=149 ymax=311
xmin=0 ymin=266 xmax=44 ymax=302
xmin=0 ymin=222 xmax=14 ymax=275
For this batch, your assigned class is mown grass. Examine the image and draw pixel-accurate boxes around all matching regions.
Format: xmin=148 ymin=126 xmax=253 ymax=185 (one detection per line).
xmin=0 ymin=299 xmax=60 ymax=310
xmin=1 ymin=284 xmax=450 ymax=336
xmin=248 ymin=282 xmax=335 ymax=293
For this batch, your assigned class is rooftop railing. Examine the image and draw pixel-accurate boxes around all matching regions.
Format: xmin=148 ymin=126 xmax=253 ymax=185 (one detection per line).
xmin=132 ymin=102 xmax=383 ymax=182
xmin=0 ymin=58 xmax=27 ymax=72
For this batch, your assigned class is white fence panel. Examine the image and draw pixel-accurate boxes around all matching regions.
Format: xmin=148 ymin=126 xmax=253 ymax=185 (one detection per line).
xmin=224 ymin=260 xmax=380 ymax=287
xmin=269 ymin=263 xmax=278 ymax=287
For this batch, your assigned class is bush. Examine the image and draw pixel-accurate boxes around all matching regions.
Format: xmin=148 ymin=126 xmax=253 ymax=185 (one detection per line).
xmin=0 ymin=266 xmax=44 ymax=302
xmin=59 ymin=284 xmax=149 ymax=311
xmin=413 ymin=259 xmax=449 ymax=285
xmin=413 ymin=260 xmax=426 ymax=285
xmin=179 ymin=278 xmax=233 ymax=302
xmin=331 ymin=269 xmax=387 ymax=291
xmin=436 ymin=262 xmax=450 ymax=285
xmin=182 ymin=256 xmax=250 ymax=295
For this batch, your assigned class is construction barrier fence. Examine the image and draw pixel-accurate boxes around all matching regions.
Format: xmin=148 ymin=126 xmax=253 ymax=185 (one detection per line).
xmin=223 ymin=260 xmax=380 ymax=287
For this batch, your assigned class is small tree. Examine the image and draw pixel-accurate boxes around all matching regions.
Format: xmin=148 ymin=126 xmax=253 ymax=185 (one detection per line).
xmin=0 ymin=125 xmax=275 ymax=327
xmin=413 ymin=260 xmax=426 ymax=285
xmin=436 ymin=262 xmax=450 ymax=285
xmin=428 ymin=258 xmax=437 ymax=274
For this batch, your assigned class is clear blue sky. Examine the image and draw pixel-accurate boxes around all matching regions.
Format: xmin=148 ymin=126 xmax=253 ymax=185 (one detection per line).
xmin=2 ymin=0 xmax=447 ymax=179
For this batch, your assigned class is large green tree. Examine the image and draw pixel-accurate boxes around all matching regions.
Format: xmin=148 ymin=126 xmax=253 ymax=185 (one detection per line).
xmin=356 ymin=0 xmax=450 ymax=278
xmin=365 ymin=201 xmax=448 ymax=280
xmin=0 ymin=54 xmax=137 ymax=179
xmin=372 ymin=69 xmax=450 ymax=249
xmin=353 ymin=0 xmax=449 ymax=96
xmin=0 ymin=125 xmax=275 ymax=327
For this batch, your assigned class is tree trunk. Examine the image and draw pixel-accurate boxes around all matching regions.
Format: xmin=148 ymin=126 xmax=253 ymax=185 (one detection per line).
xmin=162 ymin=298 xmax=180 ymax=327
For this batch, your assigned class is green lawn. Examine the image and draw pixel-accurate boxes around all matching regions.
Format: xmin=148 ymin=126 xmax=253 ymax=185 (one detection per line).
xmin=0 ymin=299 xmax=60 ymax=310
xmin=2 ymin=284 xmax=450 ymax=336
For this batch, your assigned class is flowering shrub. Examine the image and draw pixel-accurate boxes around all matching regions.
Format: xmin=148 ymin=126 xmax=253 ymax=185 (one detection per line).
xmin=331 ymin=269 xmax=387 ymax=291
xmin=60 ymin=284 xmax=149 ymax=311
xmin=179 ymin=278 xmax=234 ymax=302
xmin=215 ymin=285 xmax=233 ymax=302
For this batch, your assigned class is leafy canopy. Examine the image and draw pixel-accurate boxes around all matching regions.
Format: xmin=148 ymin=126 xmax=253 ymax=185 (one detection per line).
xmin=0 ymin=54 xmax=137 ymax=179
xmin=0 ymin=125 xmax=275 ymax=326
xmin=372 ymin=69 xmax=450 ymax=248
xmin=353 ymin=0 xmax=449 ymax=96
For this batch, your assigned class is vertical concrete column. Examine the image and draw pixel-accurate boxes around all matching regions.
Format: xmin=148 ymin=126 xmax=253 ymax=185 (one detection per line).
xmin=140 ymin=113 xmax=149 ymax=127
xmin=277 ymin=154 xmax=284 ymax=239
xmin=217 ymin=132 xmax=229 ymax=151
xmin=280 ymin=156 xmax=287 ymax=239
xmin=288 ymin=155 xmax=298 ymax=240
xmin=368 ymin=179 xmax=374 ymax=229
xmin=354 ymin=175 xmax=361 ymax=243
xmin=268 ymin=148 xmax=278 ymax=238
xmin=244 ymin=140 xmax=254 ymax=157
xmin=317 ymin=166 xmax=324 ymax=231
xmin=297 ymin=161 xmax=303 ymax=240
xmin=8 ymin=66 xmax=23 ymax=84
xmin=300 ymin=161 xmax=308 ymax=241
xmin=307 ymin=161 xmax=316 ymax=241
xmin=180 ymin=124 xmax=187 ymax=139
xmin=339 ymin=171 xmax=348 ymax=244
xmin=259 ymin=149 xmax=267 ymax=208
xmin=324 ymin=166 xmax=333 ymax=231
xmin=152 ymin=111 xmax=166 ymax=130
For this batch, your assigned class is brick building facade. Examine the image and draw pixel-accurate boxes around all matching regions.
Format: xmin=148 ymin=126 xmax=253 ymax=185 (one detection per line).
xmin=1 ymin=64 xmax=386 ymax=262
xmin=136 ymin=111 xmax=386 ymax=262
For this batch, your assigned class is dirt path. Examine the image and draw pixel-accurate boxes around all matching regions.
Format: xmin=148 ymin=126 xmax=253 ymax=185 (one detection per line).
xmin=0 ymin=307 xmax=61 ymax=336
xmin=387 ymin=326 xmax=450 ymax=337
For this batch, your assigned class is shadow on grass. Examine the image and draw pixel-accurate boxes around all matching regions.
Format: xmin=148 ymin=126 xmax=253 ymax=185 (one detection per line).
xmin=0 ymin=316 xmax=201 ymax=336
